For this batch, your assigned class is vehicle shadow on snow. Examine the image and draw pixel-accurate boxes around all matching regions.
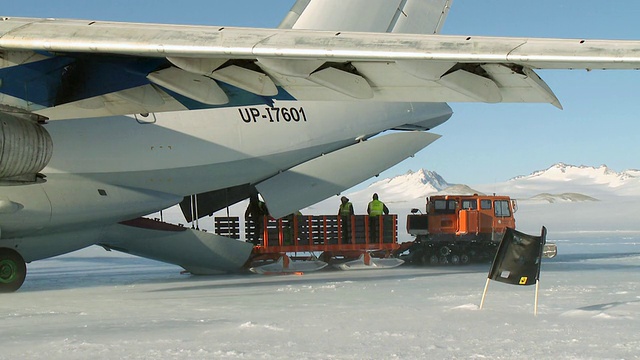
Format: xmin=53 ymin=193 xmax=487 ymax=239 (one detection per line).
xmin=576 ymin=300 xmax=640 ymax=312
xmin=148 ymin=266 xmax=488 ymax=294
xmin=543 ymin=252 xmax=640 ymax=272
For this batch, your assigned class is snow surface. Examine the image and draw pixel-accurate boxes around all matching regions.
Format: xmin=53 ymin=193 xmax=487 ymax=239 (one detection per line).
xmin=2 ymin=163 xmax=640 ymax=359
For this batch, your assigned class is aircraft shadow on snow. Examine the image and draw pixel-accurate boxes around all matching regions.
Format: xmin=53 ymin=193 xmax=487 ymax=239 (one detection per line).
xmin=21 ymin=251 xmax=640 ymax=293
xmin=21 ymin=257 xmax=488 ymax=293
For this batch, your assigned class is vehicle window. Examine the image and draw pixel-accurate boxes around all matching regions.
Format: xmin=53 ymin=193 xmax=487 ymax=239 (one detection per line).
xmin=462 ymin=199 xmax=477 ymax=210
xmin=480 ymin=199 xmax=492 ymax=209
xmin=494 ymin=200 xmax=511 ymax=217
xmin=433 ymin=199 xmax=457 ymax=214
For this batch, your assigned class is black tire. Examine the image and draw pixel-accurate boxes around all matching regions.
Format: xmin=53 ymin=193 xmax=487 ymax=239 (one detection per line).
xmin=439 ymin=246 xmax=451 ymax=256
xmin=0 ymin=249 xmax=27 ymax=293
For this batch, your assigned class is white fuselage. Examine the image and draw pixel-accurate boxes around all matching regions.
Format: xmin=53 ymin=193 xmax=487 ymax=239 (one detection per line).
xmin=44 ymin=101 xmax=450 ymax=195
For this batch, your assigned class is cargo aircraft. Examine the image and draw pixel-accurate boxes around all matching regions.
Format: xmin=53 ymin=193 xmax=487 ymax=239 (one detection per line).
xmin=1 ymin=0 xmax=640 ymax=291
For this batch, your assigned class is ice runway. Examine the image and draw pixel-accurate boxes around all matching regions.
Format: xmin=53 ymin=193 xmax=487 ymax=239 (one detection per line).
xmin=1 ymin=234 xmax=639 ymax=359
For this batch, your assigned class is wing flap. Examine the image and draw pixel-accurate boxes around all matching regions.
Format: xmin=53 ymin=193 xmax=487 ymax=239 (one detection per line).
xmin=148 ymin=67 xmax=229 ymax=105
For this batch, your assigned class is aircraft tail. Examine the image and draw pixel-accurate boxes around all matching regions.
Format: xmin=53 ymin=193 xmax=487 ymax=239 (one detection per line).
xmin=279 ymin=0 xmax=453 ymax=34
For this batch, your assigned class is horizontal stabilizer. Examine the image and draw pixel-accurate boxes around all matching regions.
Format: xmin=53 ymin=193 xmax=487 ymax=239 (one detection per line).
xmin=256 ymin=132 xmax=440 ymax=218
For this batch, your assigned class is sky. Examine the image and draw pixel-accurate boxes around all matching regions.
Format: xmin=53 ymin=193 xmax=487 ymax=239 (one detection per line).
xmin=3 ymin=0 xmax=640 ymax=184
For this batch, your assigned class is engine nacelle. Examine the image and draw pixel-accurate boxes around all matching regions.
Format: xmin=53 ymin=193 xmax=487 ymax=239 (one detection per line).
xmin=0 ymin=113 xmax=52 ymax=182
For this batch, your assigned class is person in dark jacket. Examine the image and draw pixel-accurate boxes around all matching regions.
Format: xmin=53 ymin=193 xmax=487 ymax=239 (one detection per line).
xmin=245 ymin=192 xmax=269 ymax=245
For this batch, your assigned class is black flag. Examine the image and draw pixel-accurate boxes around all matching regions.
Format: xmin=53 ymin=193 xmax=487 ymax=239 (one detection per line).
xmin=488 ymin=227 xmax=546 ymax=286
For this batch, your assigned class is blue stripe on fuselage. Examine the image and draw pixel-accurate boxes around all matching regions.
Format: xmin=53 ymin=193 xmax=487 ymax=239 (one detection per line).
xmin=0 ymin=56 xmax=74 ymax=107
xmin=0 ymin=55 xmax=295 ymax=110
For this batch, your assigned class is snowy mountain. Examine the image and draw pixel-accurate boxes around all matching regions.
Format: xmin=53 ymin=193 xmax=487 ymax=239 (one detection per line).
xmin=492 ymin=163 xmax=640 ymax=200
xmin=511 ymin=163 xmax=639 ymax=184
xmin=290 ymin=163 xmax=640 ymax=215
xmin=341 ymin=163 xmax=640 ymax=205
xmin=431 ymin=184 xmax=483 ymax=196
xmin=305 ymin=169 xmax=451 ymax=216
xmin=350 ymin=168 xmax=450 ymax=202
xmin=528 ymin=193 xmax=599 ymax=203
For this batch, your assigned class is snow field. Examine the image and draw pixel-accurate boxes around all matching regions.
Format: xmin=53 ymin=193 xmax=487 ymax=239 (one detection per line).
xmin=2 ymin=233 xmax=639 ymax=359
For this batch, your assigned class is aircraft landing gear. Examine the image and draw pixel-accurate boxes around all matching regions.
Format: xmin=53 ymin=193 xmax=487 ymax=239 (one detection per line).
xmin=0 ymin=249 xmax=26 ymax=293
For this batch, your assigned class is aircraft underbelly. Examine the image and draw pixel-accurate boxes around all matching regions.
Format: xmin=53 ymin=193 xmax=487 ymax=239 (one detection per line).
xmin=0 ymin=176 xmax=181 ymax=238
xmin=0 ymin=227 xmax=105 ymax=262
xmin=68 ymin=139 xmax=354 ymax=196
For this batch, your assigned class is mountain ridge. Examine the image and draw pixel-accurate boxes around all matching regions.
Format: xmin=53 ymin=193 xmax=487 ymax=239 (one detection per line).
xmin=511 ymin=162 xmax=639 ymax=183
xmin=350 ymin=163 xmax=640 ymax=204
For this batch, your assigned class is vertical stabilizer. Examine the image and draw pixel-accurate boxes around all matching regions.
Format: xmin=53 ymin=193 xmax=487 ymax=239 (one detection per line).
xmin=279 ymin=0 xmax=453 ymax=34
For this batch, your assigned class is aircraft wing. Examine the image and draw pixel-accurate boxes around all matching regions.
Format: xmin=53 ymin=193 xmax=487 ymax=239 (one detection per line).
xmin=3 ymin=17 xmax=640 ymax=118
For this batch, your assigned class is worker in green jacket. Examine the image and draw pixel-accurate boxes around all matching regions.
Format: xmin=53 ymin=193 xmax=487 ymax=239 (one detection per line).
xmin=367 ymin=193 xmax=389 ymax=216
xmin=367 ymin=193 xmax=389 ymax=243
xmin=338 ymin=196 xmax=354 ymax=244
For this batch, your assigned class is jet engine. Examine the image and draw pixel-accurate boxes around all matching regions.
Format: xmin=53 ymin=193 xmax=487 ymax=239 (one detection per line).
xmin=0 ymin=113 xmax=52 ymax=182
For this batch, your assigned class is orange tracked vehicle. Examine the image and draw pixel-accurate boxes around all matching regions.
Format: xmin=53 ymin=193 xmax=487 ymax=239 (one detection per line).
xmin=404 ymin=194 xmax=518 ymax=265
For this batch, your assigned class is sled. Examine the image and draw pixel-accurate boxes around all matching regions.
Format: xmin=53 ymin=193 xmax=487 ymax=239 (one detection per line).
xmin=250 ymin=255 xmax=328 ymax=275
xmin=334 ymin=253 xmax=404 ymax=270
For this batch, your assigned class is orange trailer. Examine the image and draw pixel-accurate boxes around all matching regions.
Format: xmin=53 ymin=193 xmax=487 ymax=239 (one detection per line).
xmin=245 ymin=214 xmax=403 ymax=271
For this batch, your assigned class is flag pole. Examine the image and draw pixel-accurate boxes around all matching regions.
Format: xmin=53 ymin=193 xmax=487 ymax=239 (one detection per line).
xmin=534 ymin=279 xmax=540 ymax=316
xmin=479 ymin=278 xmax=491 ymax=310
xmin=533 ymin=227 xmax=546 ymax=316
